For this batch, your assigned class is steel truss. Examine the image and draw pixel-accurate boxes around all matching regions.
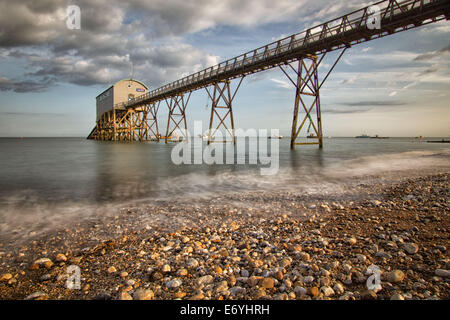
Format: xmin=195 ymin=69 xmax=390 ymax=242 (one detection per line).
xmin=165 ymin=92 xmax=191 ymax=143
xmin=279 ymin=48 xmax=347 ymax=149
xmin=205 ymin=78 xmax=244 ymax=144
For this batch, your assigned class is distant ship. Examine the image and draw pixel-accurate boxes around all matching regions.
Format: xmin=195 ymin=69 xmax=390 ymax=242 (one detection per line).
xmin=268 ymin=135 xmax=283 ymax=139
xmin=370 ymin=135 xmax=389 ymax=139
xmin=355 ymin=134 xmax=370 ymax=138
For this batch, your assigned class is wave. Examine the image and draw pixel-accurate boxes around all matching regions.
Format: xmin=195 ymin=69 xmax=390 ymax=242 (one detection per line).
xmin=0 ymin=149 xmax=448 ymax=246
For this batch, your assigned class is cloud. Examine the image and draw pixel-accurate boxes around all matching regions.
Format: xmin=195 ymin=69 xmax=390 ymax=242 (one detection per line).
xmin=338 ymin=101 xmax=407 ymax=107
xmin=325 ymin=100 xmax=408 ymax=114
xmin=414 ymin=43 xmax=450 ymax=61
xmin=0 ymin=76 xmax=55 ymax=93
xmin=323 ymin=108 xmax=371 ymax=114
xmin=0 ymin=0 xmax=370 ymax=93
xmin=269 ymin=78 xmax=291 ymax=89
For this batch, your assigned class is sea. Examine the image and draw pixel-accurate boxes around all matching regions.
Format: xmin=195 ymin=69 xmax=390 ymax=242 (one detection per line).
xmin=0 ymin=137 xmax=449 ymax=243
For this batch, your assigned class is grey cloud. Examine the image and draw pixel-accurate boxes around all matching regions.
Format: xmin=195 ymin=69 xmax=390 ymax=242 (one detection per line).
xmin=338 ymin=101 xmax=407 ymax=107
xmin=325 ymin=100 xmax=408 ymax=114
xmin=0 ymin=0 xmax=365 ymax=91
xmin=324 ymin=108 xmax=371 ymax=114
xmin=414 ymin=43 xmax=450 ymax=61
xmin=0 ymin=77 xmax=55 ymax=93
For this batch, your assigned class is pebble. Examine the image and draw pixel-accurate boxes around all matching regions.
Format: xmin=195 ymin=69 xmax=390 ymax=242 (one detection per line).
xmin=434 ymin=269 xmax=450 ymax=278
xmin=107 ymin=266 xmax=117 ymax=274
xmin=133 ymin=289 xmax=154 ymax=300
xmin=385 ymin=270 xmax=406 ymax=283
xmin=241 ymin=270 xmax=249 ymax=277
xmin=304 ymin=276 xmax=314 ymax=284
xmin=321 ymin=286 xmax=335 ymax=297
xmin=161 ymin=264 xmax=171 ymax=273
xmin=375 ymin=251 xmax=391 ymax=259
xmin=333 ymin=283 xmax=345 ymax=295
xmin=197 ymin=275 xmax=213 ymax=286
xmin=0 ymin=273 xmax=12 ymax=282
xmin=166 ymin=279 xmax=183 ymax=289
xmin=309 ymin=287 xmax=320 ymax=297
xmin=403 ymin=243 xmax=419 ymax=255
xmin=174 ymin=291 xmax=186 ymax=299
xmin=361 ymin=290 xmax=377 ymax=300
xmin=119 ymin=292 xmax=133 ymax=300
xmin=24 ymin=291 xmax=48 ymax=300
xmin=390 ymin=293 xmax=405 ymax=300
xmin=55 ymin=254 xmax=67 ymax=262
xmin=33 ymin=258 xmax=53 ymax=269
xmin=294 ymin=286 xmax=307 ymax=296
xmin=177 ymin=268 xmax=188 ymax=276
xmin=260 ymin=277 xmax=275 ymax=289
xmin=187 ymin=258 xmax=199 ymax=268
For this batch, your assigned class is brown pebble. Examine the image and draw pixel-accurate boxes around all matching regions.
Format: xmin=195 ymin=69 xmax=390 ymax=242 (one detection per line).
xmin=260 ymin=277 xmax=275 ymax=289
xmin=0 ymin=273 xmax=13 ymax=282
xmin=174 ymin=291 xmax=186 ymax=299
xmin=309 ymin=287 xmax=320 ymax=297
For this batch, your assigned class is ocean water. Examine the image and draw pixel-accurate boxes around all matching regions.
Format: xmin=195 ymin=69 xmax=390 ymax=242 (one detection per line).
xmin=0 ymin=137 xmax=449 ymax=242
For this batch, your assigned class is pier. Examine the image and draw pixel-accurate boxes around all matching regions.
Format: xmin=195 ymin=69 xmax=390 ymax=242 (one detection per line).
xmin=88 ymin=0 xmax=450 ymax=149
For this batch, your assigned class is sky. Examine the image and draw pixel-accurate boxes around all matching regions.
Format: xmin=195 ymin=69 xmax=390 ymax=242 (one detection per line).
xmin=0 ymin=0 xmax=449 ymax=137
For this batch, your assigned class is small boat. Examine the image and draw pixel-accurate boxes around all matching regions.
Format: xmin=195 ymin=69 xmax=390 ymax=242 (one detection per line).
xmin=370 ymin=135 xmax=389 ymax=139
xmin=268 ymin=135 xmax=283 ymax=139
xmin=355 ymin=134 xmax=370 ymax=138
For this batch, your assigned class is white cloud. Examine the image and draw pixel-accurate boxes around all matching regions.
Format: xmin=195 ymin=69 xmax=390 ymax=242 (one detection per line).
xmin=270 ymin=78 xmax=291 ymax=89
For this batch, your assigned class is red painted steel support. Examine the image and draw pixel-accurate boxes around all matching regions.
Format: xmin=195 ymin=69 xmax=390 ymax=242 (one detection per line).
xmin=280 ymin=48 xmax=347 ymax=149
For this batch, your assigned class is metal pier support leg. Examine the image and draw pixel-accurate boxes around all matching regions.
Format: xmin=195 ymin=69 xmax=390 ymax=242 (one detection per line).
xmin=165 ymin=93 xmax=191 ymax=143
xmin=288 ymin=56 xmax=322 ymax=149
xmin=206 ymin=77 xmax=243 ymax=145
xmin=148 ymin=102 xmax=160 ymax=141
xmin=280 ymin=48 xmax=347 ymax=149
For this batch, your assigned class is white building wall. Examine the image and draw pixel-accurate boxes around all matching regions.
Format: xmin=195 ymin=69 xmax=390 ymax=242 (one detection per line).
xmin=96 ymin=87 xmax=114 ymax=120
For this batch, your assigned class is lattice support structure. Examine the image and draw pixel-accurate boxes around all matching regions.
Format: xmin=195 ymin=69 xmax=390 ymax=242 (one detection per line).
xmin=205 ymin=78 xmax=243 ymax=145
xmin=280 ymin=49 xmax=347 ymax=149
xmin=89 ymin=105 xmax=160 ymax=142
xmin=165 ymin=93 xmax=191 ymax=143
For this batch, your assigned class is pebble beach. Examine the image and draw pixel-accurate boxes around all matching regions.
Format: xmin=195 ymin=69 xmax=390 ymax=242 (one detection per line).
xmin=0 ymin=172 xmax=448 ymax=300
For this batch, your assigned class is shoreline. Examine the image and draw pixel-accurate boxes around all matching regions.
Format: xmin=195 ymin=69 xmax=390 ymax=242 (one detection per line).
xmin=0 ymin=172 xmax=448 ymax=300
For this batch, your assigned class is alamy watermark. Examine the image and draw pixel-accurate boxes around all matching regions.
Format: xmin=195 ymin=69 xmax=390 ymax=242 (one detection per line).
xmin=66 ymin=265 xmax=81 ymax=290
xmin=366 ymin=264 xmax=382 ymax=292
xmin=66 ymin=5 xmax=81 ymax=30
xmin=367 ymin=5 xmax=381 ymax=30
xmin=170 ymin=121 xmax=280 ymax=176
